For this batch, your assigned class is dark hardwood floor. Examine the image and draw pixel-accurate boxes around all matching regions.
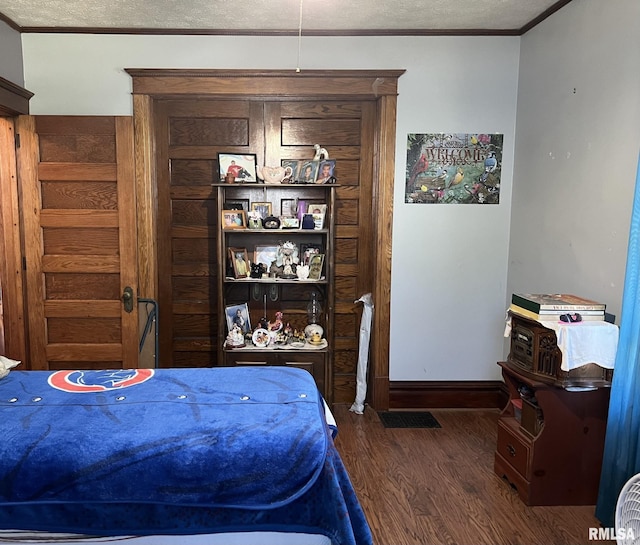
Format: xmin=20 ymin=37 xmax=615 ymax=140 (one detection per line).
xmin=332 ymin=405 xmax=614 ymax=545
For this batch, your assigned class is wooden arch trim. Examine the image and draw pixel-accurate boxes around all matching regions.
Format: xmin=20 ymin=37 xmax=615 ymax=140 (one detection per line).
xmin=127 ymin=68 xmax=403 ymax=410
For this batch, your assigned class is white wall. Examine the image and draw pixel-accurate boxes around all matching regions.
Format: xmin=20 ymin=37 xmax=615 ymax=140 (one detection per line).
xmin=21 ymin=33 xmax=520 ymax=382
xmin=508 ymin=0 xmax=640 ymax=325
xmin=0 ymin=20 xmax=24 ymax=86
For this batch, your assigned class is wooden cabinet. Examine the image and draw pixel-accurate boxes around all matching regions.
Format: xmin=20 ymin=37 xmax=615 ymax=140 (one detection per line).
xmin=216 ymin=182 xmax=335 ymax=402
xmin=494 ymin=361 xmax=610 ymax=505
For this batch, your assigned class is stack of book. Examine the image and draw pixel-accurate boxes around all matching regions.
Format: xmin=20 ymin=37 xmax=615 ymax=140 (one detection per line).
xmin=509 ymin=293 xmax=606 ymax=322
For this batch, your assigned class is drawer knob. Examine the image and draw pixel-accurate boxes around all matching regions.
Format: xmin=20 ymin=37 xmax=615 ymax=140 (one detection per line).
xmin=507 ymin=444 xmax=516 ymax=457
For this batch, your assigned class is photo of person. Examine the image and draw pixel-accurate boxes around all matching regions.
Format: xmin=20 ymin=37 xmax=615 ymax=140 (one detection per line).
xmin=228 ymin=247 xmax=249 ymax=278
xmin=221 ymin=210 xmax=247 ymax=229
xmin=298 ymin=161 xmax=319 ymax=184
xmin=281 ymin=160 xmax=300 ymax=182
xmin=301 ymin=245 xmax=321 ymax=266
xmin=308 ymin=253 xmax=325 ymax=280
xmin=234 ymin=250 xmax=248 ymax=277
xmin=225 ymin=303 xmax=251 ymax=334
xmin=250 ymin=202 xmax=272 ymax=219
xmin=316 ymin=160 xmax=336 ymax=183
xmin=217 ymin=153 xmax=258 ymax=182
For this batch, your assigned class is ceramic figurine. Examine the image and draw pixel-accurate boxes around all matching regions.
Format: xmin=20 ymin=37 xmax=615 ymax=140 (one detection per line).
xmin=256 ymin=165 xmax=293 ymax=184
xmin=312 ymin=144 xmax=329 ymax=161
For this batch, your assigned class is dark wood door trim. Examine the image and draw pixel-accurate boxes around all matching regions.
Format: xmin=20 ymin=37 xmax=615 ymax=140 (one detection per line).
xmin=128 ymin=69 xmax=404 ymax=410
xmin=0 ymin=117 xmax=27 ymax=362
xmin=0 ymin=77 xmax=33 ymax=117
xmin=125 ymin=69 xmax=404 ymax=99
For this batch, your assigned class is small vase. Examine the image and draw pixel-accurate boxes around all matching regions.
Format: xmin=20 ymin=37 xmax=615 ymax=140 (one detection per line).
xmin=302 ymin=213 xmax=315 ymax=229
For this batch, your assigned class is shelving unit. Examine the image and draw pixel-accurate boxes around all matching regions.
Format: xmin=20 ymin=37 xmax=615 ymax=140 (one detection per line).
xmin=215 ymin=183 xmax=335 ymax=402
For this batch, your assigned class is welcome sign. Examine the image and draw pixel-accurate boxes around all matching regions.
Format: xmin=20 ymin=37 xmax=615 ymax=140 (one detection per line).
xmin=405 ymin=132 xmax=504 ymax=204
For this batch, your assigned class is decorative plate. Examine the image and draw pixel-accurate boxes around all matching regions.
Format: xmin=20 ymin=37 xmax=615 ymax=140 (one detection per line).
xmin=307 ymin=339 xmax=328 ymax=349
xmin=252 ymin=328 xmax=271 ymax=348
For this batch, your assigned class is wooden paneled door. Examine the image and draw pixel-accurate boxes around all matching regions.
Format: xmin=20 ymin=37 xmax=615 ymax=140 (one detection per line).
xmin=130 ymin=69 xmax=401 ymax=409
xmin=17 ymin=116 xmax=138 ymax=370
xmin=153 ymin=98 xmax=375 ymax=402
xmin=154 ymin=99 xmax=264 ymax=368
xmin=266 ymin=101 xmax=376 ymax=402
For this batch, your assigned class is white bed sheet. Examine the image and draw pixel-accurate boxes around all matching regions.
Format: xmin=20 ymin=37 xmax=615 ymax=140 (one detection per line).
xmin=0 ymin=530 xmax=331 ymax=544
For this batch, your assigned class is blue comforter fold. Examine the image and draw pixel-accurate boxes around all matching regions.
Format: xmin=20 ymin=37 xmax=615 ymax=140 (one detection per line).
xmin=0 ymin=366 xmax=327 ymax=509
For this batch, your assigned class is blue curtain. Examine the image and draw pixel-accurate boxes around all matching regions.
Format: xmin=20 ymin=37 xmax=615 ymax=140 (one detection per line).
xmin=596 ymin=152 xmax=640 ymax=527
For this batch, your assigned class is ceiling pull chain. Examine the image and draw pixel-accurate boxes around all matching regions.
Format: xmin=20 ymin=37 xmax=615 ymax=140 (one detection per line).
xmin=296 ymin=0 xmax=304 ymax=72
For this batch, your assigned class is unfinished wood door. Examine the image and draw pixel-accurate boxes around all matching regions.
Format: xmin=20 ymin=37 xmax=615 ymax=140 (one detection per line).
xmin=17 ymin=116 xmax=138 ymax=370
xmin=154 ymin=99 xmax=264 ymax=367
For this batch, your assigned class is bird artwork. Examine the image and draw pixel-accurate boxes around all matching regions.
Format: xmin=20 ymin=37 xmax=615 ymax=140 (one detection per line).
xmin=312 ymin=144 xmax=329 ymax=161
xmin=480 ymin=151 xmax=498 ymax=183
xmin=407 ymin=153 xmax=429 ymax=191
xmin=447 ymin=167 xmax=465 ymax=188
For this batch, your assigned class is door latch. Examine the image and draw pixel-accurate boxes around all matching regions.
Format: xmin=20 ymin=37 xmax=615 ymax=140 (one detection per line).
xmin=122 ymin=287 xmax=134 ymax=313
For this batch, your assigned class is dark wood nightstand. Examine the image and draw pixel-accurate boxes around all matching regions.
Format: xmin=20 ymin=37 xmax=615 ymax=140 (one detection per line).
xmin=494 ymin=360 xmax=610 ymax=505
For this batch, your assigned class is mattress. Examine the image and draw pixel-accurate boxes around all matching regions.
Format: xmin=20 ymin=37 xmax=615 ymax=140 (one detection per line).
xmin=0 ymin=366 xmax=371 ymax=545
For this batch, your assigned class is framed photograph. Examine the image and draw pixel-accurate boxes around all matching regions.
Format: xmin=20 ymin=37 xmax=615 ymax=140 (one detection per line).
xmin=281 ymin=160 xmax=300 ymax=182
xmin=307 ymin=203 xmax=327 ymax=216
xmin=221 ymin=209 xmax=247 ymax=229
xmin=217 ymin=153 xmax=258 ymax=183
xmin=223 ymin=201 xmax=247 ymax=211
xmin=281 ymin=199 xmax=297 ymax=216
xmin=225 ymin=302 xmax=251 ymax=334
xmin=228 ymin=247 xmax=249 ymax=278
xmin=250 ymin=201 xmax=272 ymax=219
xmin=280 ymin=216 xmax=300 ymax=229
xmin=300 ymin=243 xmax=322 ymax=266
xmin=316 ymin=160 xmax=336 ymax=184
xmin=297 ymin=161 xmax=319 ymax=184
xmin=308 ymin=253 xmax=325 ymax=280
xmin=254 ymin=245 xmax=278 ymax=269
xmin=312 ymin=213 xmax=325 ymax=229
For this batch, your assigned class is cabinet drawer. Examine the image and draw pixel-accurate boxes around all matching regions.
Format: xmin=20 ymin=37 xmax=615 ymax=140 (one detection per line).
xmin=223 ymin=351 xmax=327 ymax=399
xmin=497 ymin=420 xmax=531 ymax=478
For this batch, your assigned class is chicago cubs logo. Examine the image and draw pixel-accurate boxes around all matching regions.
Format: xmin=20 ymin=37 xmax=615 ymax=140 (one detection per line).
xmin=48 ymin=369 xmax=154 ymax=392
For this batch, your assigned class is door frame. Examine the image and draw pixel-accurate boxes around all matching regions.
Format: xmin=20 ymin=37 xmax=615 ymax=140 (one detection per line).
xmin=126 ymin=69 xmax=403 ymax=410
xmin=0 ymin=77 xmax=32 ymax=363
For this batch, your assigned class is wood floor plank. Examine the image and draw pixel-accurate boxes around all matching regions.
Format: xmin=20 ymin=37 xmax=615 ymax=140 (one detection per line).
xmin=332 ymin=405 xmax=614 ymax=545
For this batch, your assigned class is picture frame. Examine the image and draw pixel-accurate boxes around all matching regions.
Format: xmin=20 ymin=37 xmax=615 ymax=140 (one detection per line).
xmin=307 ymin=203 xmax=327 ymax=216
xmin=300 ymin=243 xmax=322 ymax=266
xmin=280 ymin=216 xmax=300 ymax=229
xmin=221 ymin=209 xmax=247 ymax=229
xmin=254 ymin=245 xmax=278 ymax=269
xmin=316 ymin=160 xmax=336 ymax=184
xmin=223 ymin=201 xmax=247 ymax=211
xmin=312 ymin=213 xmax=325 ymax=230
xmin=250 ymin=201 xmax=272 ymax=219
xmin=308 ymin=253 xmax=325 ymax=280
xmin=281 ymin=160 xmax=300 ymax=182
xmin=217 ymin=153 xmax=258 ymax=183
xmin=281 ymin=199 xmax=297 ymax=216
xmin=225 ymin=302 xmax=251 ymax=334
xmin=297 ymin=161 xmax=319 ymax=184
xmin=228 ymin=247 xmax=250 ymax=279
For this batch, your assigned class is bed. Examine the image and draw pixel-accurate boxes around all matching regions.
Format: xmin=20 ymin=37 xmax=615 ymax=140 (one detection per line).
xmin=0 ymin=366 xmax=372 ymax=545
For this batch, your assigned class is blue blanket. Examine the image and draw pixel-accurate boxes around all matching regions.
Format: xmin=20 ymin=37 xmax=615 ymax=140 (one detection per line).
xmin=0 ymin=366 xmax=372 ymax=545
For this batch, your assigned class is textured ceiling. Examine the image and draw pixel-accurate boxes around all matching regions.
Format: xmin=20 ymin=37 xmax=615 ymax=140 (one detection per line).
xmin=0 ymin=0 xmax=569 ymax=34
